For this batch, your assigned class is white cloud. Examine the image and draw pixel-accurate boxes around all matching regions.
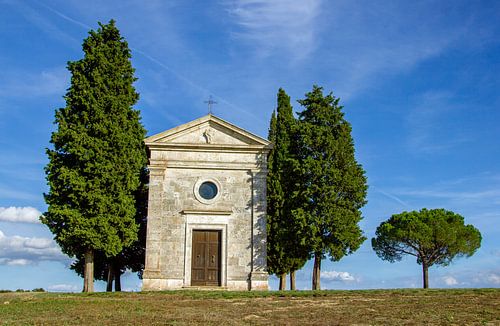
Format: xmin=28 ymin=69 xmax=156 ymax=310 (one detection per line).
xmin=321 ymin=270 xmax=357 ymax=282
xmin=462 ymin=270 xmax=500 ymax=287
xmin=442 ymin=276 xmax=458 ymax=286
xmin=0 ymin=258 xmax=30 ymax=266
xmin=47 ymin=284 xmax=79 ymax=292
xmin=227 ymin=0 xmax=322 ymax=59
xmin=0 ymin=207 xmax=42 ymax=223
xmin=0 ymin=230 xmax=68 ymax=265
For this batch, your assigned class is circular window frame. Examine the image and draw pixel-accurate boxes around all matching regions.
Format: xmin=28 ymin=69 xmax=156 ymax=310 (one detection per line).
xmin=194 ymin=178 xmax=222 ymax=204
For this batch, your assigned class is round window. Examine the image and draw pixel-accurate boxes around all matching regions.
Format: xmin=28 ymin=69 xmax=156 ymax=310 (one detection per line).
xmin=198 ymin=181 xmax=218 ymax=200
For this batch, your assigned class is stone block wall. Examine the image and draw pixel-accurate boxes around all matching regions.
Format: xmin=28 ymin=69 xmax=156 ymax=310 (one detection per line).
xmin=142 ymin=115 xmax=270 ymax=291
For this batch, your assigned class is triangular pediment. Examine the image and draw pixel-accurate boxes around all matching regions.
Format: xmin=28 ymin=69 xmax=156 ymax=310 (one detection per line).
xmin=145 ymin=114 xmax=270 ymax=148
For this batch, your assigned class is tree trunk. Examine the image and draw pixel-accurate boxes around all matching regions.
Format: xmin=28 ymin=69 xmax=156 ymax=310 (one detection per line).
xmin=83 ymin=249 xmax=94 ymax=293
xmin=422 ymin=262 xmax=429 ymax=289
xmin=279 ymin=273 xmax=286 ymax=291
xmin=290 ymin=270 xmax=296 ymax=291
xmin=312 ymin=254 xmax=321 ymax=290
xmin=114 ymin=268 xmax=121 ymax=292
xmin=106 ymin=262 xmax=114 ymax=292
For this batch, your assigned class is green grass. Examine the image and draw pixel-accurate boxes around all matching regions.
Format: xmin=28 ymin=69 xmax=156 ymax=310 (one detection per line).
xmin=1 ymin=288 xmax=498 ymax=325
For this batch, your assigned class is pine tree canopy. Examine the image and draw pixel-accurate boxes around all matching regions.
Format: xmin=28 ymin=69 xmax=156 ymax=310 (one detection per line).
xmin=42 ymin=20 xmax=147 ymax=259
xmin=372 ymin=208 xmax=481 ymax=288
xmin=372 ymin=208 xmax=482 ymax=267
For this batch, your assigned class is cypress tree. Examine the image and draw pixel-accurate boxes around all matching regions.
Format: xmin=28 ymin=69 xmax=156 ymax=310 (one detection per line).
xmin=267 ymin=109 xmax=287 ymax=289
xmin=70 ymin=167 xmax=148 ymax=291
xmin=267 ymin=88 xmax=307 ymax=290
xmin=295 ymin=85 xmax=367 ymax=290
xmin=43 ymin=20 xmax=147 ymax=292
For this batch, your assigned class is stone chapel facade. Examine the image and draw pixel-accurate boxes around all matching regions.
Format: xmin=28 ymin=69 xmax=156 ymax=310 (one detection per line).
xmin=142 ymin=114 xmax=271 ymax=290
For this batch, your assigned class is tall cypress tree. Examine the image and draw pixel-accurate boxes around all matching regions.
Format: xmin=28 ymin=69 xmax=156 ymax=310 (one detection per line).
xmin=266 ymin=110 xmax=281 ymax=283
xmin=43 ymin=20 xmax=147 ymax=292
xmin=267 ymin=88 xmax=307 ymax=290
xmin=295 ymin=85 xmax=367 ymax=290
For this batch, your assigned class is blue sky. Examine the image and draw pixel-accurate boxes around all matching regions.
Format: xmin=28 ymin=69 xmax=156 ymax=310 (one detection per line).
xmin=0 ymin=0 xmax=499 ymax=292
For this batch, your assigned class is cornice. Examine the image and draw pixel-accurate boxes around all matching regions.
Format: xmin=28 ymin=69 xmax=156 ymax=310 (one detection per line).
xmin=181 ymin=209 xmax=233 ymax=215
xmin=145 ymin=142 xmax=271 ymax=153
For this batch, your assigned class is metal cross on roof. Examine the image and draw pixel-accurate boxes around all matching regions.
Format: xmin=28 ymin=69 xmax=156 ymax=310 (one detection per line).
xmin=204 ymin=95 xmax=217 ymax=114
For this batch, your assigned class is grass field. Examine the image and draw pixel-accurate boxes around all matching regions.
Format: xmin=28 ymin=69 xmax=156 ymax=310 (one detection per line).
xmin=0 ymin=289 xmax=498 ymax=325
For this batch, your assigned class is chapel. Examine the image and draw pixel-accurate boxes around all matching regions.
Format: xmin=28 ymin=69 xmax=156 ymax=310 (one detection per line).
xmin=141 ymin=114 xmax=271 ymax=290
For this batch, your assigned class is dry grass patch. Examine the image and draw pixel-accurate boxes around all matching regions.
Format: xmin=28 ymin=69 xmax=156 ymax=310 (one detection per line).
xmin=0 ymin=289 xmax=498 ymax=325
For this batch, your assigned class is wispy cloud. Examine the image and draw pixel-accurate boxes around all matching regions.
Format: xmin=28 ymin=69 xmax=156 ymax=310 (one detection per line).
xmin=392 ymin=172 xmax=500 ymax=203
xmin=314 ymin=2 xmax=477 ymax=100
xmin=23 ymin=1 xmax=257 ymax=122
xmin=226 ymin=0 xmax=322 ymax=60
xmin=33 ymin=0 xmax=92 ymax=30
xmin=132 ymin=49 xmax=254 ymax=120
xmin=372 ymin=186 xmax=410 ymax=208
xmin=405 ymin=91 xmax=470 ymax=155
xmin=4 ymin=0 xmax=80 ymax=47
xmin=0 ymin=67 xmax=69 ymax=98
xmin=0 ymin=230 xmax=68 ymax=265
xmin=0 ymin=187 xmax=40 ymax=202
xmin=491 ymin=250 xmax=500 ymax=257
xmin=385 ymin=173 xmax=500 ymax=235
xmin=0 ymin=207 xmax=41 ymax=223
xmin=398 ymin=188 xmax=500 ymax=203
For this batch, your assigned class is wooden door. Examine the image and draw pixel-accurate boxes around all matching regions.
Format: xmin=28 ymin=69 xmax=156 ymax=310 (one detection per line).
xmin=191 ymin=230 xmax=221 ymax=286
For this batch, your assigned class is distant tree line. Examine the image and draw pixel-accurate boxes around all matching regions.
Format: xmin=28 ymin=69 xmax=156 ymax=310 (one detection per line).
xmin=0 ymin=288 xmax=46 ymax=293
